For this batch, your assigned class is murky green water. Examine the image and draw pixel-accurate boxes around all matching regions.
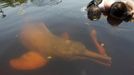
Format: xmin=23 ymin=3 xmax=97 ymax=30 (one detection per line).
xmin=0 ymin=0 xmax=134 ymax=75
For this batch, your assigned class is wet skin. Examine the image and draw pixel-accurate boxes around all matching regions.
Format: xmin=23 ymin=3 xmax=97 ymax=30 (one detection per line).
xmin=9 ymin=22 xmax=112 ymax=70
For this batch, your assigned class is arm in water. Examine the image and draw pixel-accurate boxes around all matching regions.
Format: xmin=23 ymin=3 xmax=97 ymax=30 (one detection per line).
xmin=90 ymin=29 xmax=108 ymax=56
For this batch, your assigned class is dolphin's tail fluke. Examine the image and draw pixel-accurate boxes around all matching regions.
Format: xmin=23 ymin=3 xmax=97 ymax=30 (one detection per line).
xmin=9 ymin=51 xmax=48 ymax=70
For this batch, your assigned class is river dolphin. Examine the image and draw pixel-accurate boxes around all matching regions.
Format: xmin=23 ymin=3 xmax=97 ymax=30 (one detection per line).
xmin=9 ymin=22 xmax=111 ymax=70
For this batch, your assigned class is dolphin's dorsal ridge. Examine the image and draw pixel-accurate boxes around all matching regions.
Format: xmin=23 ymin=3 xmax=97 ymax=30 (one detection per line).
xmin=61 ymin=32 xmax=70 ymax=40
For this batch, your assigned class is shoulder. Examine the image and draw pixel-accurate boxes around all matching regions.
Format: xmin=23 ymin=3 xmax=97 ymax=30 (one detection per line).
xmin=98 ymin=0 xmax=117 ymax=8
xmin=98 ymin=0 xmax=105 ymax=10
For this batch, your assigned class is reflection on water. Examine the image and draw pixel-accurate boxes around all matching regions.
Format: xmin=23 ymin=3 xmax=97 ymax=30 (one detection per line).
xmin=0 ymin=0 xmax=134 ymax=75
xmin=0 ymin=0 xmax=61 ymax=8
xmin=0 ymin=0 xmax=62 ymax=17
xmin=0 ymin=0 xmax=27 ymax=8
xmin=0 ymin=8 xmax=6 ymax=18
xmin=31 ymin=0 xmax=62 ymax=6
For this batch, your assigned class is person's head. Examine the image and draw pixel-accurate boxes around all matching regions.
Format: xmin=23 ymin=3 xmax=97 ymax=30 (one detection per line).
xmin=107 ymin=15 xmax=123 ymax=26
xmin=110 ymin=2 xmax=128 ymax=20
xmin=87 ymin=4 xmax=101 ymax=21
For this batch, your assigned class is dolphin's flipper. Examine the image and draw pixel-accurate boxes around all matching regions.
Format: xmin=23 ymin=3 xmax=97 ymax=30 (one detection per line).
xmin=9 ymin=51 xmax=48 ymax=70
xmin=90 ymin=29 xmax=107 ymax=56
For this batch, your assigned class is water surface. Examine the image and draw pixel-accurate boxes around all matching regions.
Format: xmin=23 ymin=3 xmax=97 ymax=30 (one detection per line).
xmin=0 ymin=0 xmax=134 ymax=75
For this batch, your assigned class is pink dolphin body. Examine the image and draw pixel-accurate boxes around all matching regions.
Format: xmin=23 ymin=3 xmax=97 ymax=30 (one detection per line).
xmin=10 ymin=23 xmax=111 ymax=70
